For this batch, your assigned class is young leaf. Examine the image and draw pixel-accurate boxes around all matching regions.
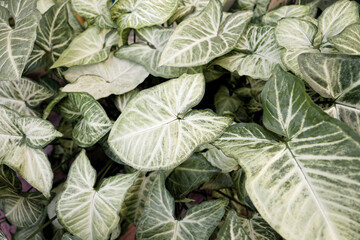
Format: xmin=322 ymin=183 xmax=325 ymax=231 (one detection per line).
xmin=299 ymin=53 xmax=360 ymax=135
xmin=214 ymin=67 xmax=360 ymax=239
xmin=58 ymin=92 xmax=112 ymax=147
xmin=216 ymin=210 xmax=250 ymax=240
xmin=51 ymin=26 xmax=110 ymax=68
xmin=0 ymin=78 xmax=54 ymax=116
xmin=166 ymin=153 xmax=220 ymax=198
xmin=238 ymin=0 xmax=270 ymax=17
xmin=136 ymin=173 xmax=228 ymax=239
xmin=262 ymin=5 xmax=311 ymax=24
xmin=159 ymin=0 xmax=253 ymax=67
xmin=201 ymin=143 xmax=238 ymax=173
xmin=214 ymin=85 xmax=242 ymax=115
xmin=108 ymin=73 xmax=232 ymax=170
xmin=0 ymin=0 xmax=40 ymax=81
xmin=56 ymin=150 xmax=139 ymax=240
xmin=114 ymin=89 xmax=139 ymax=113
xmin=215 ymin=25 xmax=283 ymax=80
xmin=330 ymin=23 xmax=360 ymax=55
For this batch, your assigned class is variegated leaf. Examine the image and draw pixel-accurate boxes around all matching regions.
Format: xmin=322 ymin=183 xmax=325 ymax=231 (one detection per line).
xmin=159 ymin=0 xmax=253 ymax=67
xmin=137 ymin=173 xmax=228 ymax=239
xmin=215 ymin=25 xmax=283 ymax=80
xmin=166 ymin=153 xmax=219 ymax=198
xmin=216 ymin=210 xmax=250 ymax=240
xmin=0 ymin=230 xmax=7 ymax=240
xmin=36 ymin=0 xmax=55 ymax=13
xmin=61 ymin=233 xmax=81 ymax=240
xmin=114 ymin=89 xmax=139 ymax=113
xmin=59 ymin=92 xmax=112 ymax=147
xmin=330 ymin=23 xmax=360 ymax=55
xmin=62 ymin=53 xmax=149 ymax=99
xmin=214 ymin=85 xmax=242 ymax=115
xmin=299 ymin=53 xmax=360 ymax=135
xmin=0 ymin=0 xmax=40 ymax=81
xmin=51 ymin=26 xmax=111 ymax=68
xmin=108 ymin=73 xmax=232 ymax=170
xmin=214 ymin=66 xmax=360 ymax=240
xmin=262 ymin=5 xmax=311 ymax=24
xmin=240 ymin=213 xmax=281 ymax=240
xmin=0 ymin=165 xmax=21 ymax=196
xmin=120 ymin=172 xmax=157 ymax=225
xmin=237 ymin=0 xmax=270 ymax=17
xmin=201 ymin=143 xmax=238 ymax=173
xmin=56 ymin=150 xmax=139 ymax=240
xmin=71 ymin=0 xmax=114 ymax=28
xmin=0 ymin=78 xmax=54 ymax=116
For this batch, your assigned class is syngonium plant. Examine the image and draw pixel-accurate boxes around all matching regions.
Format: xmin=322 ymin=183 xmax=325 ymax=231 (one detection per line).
xmin=0 ymin=0 xmax=359 ymax=239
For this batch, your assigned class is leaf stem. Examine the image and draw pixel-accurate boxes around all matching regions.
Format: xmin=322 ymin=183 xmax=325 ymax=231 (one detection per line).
xmin=25 ymin=216 xmax=57 ymax=240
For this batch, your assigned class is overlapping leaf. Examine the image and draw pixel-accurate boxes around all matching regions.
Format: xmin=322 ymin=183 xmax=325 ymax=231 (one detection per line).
xmin=108 ymin=73 xmax=232 ymax=170
xmin=262 ymin=5 xmax=311 ymax=24
xmin=214 ymin=66 xmax=360 ymax=239
xmin=330 ymin=23 xmax=360 ymax=55
xmin=214 ymin=85 xmax=242 ymax=115
xmin=159 ymin=0 xmax=253 ymax=67
xmin=238 ymin=0 xmax=270 ymax=17
xmin=0 ymin=0 xmax=40 ymax=81
xmin=216 ymin=210 xmax=250 ymax=240
xmin=299 ymin=53 xmax=360 ymax=135
xmin=114 ymin=89 xmax=139 ymax=113
xmin=201 ymin=143 xmax=238 ymax=172
xmin=137 ymin=173 xmax=228 ymax=239
xmin=56 ymin=150 xmax=139 ymax=240
xmin=62 ymin=53 xmax=149 ymax=99
xmin=58 ymin=92 xmax=112 ymax=147
xmin=240 ymin=213 xmax=281 ymax=240
xmin=215 ymin=25 xmax=283 ymax=80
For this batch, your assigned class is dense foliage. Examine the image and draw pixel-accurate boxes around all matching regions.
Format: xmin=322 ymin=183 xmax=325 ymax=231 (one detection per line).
xmin=0 ymin=0 xmax=359 ymax=239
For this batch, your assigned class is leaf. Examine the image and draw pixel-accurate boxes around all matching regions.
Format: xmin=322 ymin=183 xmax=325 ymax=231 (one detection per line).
xmin=215 ymin=25 xmax=283 ymax=80
xmin=159 ymin=0 xmax=253 ymax=67
xmin=36 ymin=0 xmax=55 ymax=14
xmin=28 ymin=0 xmax=73 ymax=72
xmin=13 ymin=211 xmax=46 ymax=240
xmin=71 ymin=0 xmax=114 ymax=28
xmin=262 ymin=5 xmax=311 ymax=24
xmin=0 ymin=78 xmax=54 ymax=116
xmin=115 ymin=26 xmax=202 ymax=78
xmin=120 ymin=172 xmax=157 ymax=225
xmin=330 ymin=23 xmax=360 ymax=55
xmin=237 ymin=0 xmax=270 ymax=17
xmin=136 ymin=173 xmax=228 ymax=239
xmin=61 ymin=233 xmax=81 ymax=240
xmin=216 ymin=210 xmax=250 ymax=240
xmin=0 ymin=0 xmax=40 ymax=81
xmin=114 ymin=88 xmax=139 ymax=113
xmin=299 ymin=53 xmax=360 ymax=135
xmin=318 ymin=0 xmax=360 ymax=48
xmin=240 ymin=213 xmax=281 ymax=240
xmin=214 ymin=66 xmax=360 ymax=239
xmin=1 ymin=192 xmax=48 ymax=227
xmin=166 ymin=153 xmax=219 ymax=198
xmin=51 ymin=26 xmax=110 ymax=68
xmin=0 ymin=230 xmax=7 ymax=240
xmin=232 ymin=169 xmax=250 ymax=207
xmin=214 ymin=85 xmax=242 ymax=115
xmin=62 ymin=53 xmax=149 ymax=99
xmin=111 ymin=0 xmax=178 ymax=31
xmin=56 ymin=150 xmax=139 ymax=240
xmin=0 ymin=165 xmax=21 ymax=195
xmin=108 ymin=73 xmax=232 ymax=170
xmin=201 ymin=143 xmax=238 ymax=172
xmin=59 ymin=92 xmax=112 ymax=147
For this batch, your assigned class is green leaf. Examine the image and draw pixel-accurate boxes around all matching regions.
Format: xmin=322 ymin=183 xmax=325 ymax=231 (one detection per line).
xmin=232 ymin=169 xmax=250 ymax=207
xmin=216 ymin=210 xmax=250 ymax=240
xmin=330 ymin=23 xmax=360 ymax=55
xmin=36 ymin=0 xmax=55 ymax=14
xmin=62 ymin=53 xmax=149 ymax=99
xmin=159 ymin=0 xmax=253 ymax=67
xmin=1 ymin=192 xmax=48 ymax=227
xmin=51 ymin=26 xmax=111 ymax=68
xmin=13 ymin=210 xmax=46 ymax=240
xmin=237 ymin=0 xmax=270 ymax=17
xmin=215 ymin=25 xmax=283 ymax=80
xmin=115 ymin=26 xmax=202 ymax=78
xmin=0 ymin=0 xmax=40 ymax=81
xmin=201 ymin=143 xmax=238 ymax=172
xmin=166 ymin=153 xmax=219 ymax=198
xmin=214 ymin=67 xmax=360 ymax=239
xmin=114 ymin=88 xmax=139 ymax=113
xmin=0 ymin=78 xmax=54 ymax=116
xmin=137 ymin=173 xmax=228 ymax=239
xmin=120 ymin=172 xmax=157 ymax=225
xmin=262 ymin=5 xmax=311 ymax=24
xmin=240 ymin=213 xmax=281 ymax=240
xmin=299 ymin=53 xmax=360 ymax=135
xmin=318 ymin=0 xmax=360 ymax=48
xmin=108 ymin=73 xmax=232 ymax=170
xmin=61 ymin=233 xmax=81 ymax=240
xmin=27 ymin=0 xmax=73 ymax=72
xmin=71 ymin=0 xmax=114 ymax=28
xmin=214 ymin=85 xmax=242 ymax=115
xmin=0 ymin=165 xmax=21 ymax=197
xmin=56 ymin=150 xmax=139 ymax=240
xmin=59 ymin=92 xmax=112 ymax=147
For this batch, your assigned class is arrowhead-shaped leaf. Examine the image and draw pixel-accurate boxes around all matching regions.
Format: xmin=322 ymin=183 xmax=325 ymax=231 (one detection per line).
xmin=56 ymin=150 xmax=139 ymax=240
xmin=108 ymin=73 xmax=232 ymax=170
xmin=0 ymin=0 xmax=40 ymax=81
xmin=214 ymin=67 xmax=360 ymax=239
xmin=214 ymin=85 xmax=242 ymax=115
xmin=329 ymin=23 xmax=360 ymax=55
xmin=58 ymin=92 xmax=112 ymax=147
xmin=216 ymin=210 xmax=250 ymax=240
xmin=262 ymin=5 xmax=311 ymax=24
xmin=238 ymin=0 xmax=270 ymax=17
xmin=299 ymin=53 xmax=360 ymax=135
xmin=0 ymin=78 xmax=54 ymax=116
xmin=159 ymin=0 xmax=253 ymax=67
xmin=62 ymin=53 xmax=149 ymax=99
xmin=136 ymin=173 xmax=228 ymax=239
